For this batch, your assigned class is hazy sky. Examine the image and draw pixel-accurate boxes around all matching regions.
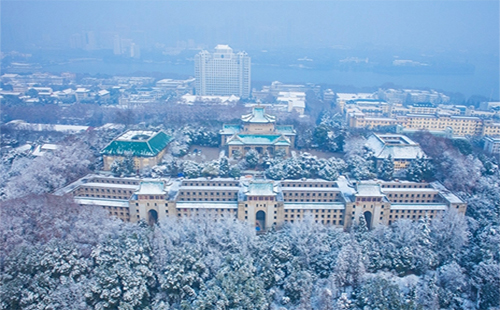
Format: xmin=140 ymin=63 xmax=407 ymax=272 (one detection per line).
xmin=2 ymin=0 xmax=499 ymax=54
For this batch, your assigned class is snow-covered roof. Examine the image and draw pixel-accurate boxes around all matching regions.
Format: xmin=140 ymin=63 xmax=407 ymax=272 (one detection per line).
xmin=246 ymin=181 xmax=276 ymax=196
xmin=75 ymin=197 xmax=129 ymax=208
xmin=11 ymin=121 xmax=89 ymax=133
xmin=366 ymin=134 xmax=425 ymax=160
xmin=181 ymin=94 xmax=240 ymax=105
xmin=136 ymin=181 xmax=166 ymax=195
xmin=241 ymin=106 xmax=276 ymax=123
xmin=337 ymin=93 xmax=376 ymax=101
xmin=336 ymin=176 xmax=357 ymax=202
xmin=355 ymin=182 xmax=385 ymax=197
xmin=430 ymin=182 xmax=464 ymax=204
xmin=226 ymin=134 xmax=290 ymax=146
xmin=390 ymin=204 xmax=448 ymax=211
xmin=101 ymin=130 xmax=172 ymax=157
xmin=83 ymin=182 xmax=139 ymax=189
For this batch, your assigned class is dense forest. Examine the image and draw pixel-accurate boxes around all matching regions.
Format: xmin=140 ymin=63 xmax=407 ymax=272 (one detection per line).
xmin=1 ymin=132 xmax=499 ymax=309
xmin=1 ymin=105 xmax=499 ymax=309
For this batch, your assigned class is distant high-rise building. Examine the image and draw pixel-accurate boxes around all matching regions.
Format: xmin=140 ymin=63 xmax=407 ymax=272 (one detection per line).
xmin=113 ymin=35 xmax=122 ymax=55
xmin=194 ymin=45 xmax=251 ymax=98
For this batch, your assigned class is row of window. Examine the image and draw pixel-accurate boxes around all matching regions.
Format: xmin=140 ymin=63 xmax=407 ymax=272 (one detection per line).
xmin=285 ymin=209 xmax=343 ymax=213
xmin=179 ymin=198 xmax=237 ymax=202
xmin=182 ymin=182 xmax=239 ymax=187
xmin=284 ymin=199 xmax=342 ymax=203
xmin=283 ymin=192 xmax=339 ymax=197
xmin=248 ymin=196 xmax=275 ymax=201
xmin=92 ymin=179 xmax=138 ymax=185
xmin=281 ymin=183 xmax=336 ymax=188
xmin=390 ymin=209 xmax=437 ymax=213
xmin=82 ymin=188 xmax=134 ymax=194
xmin=179 ymin=191 xmax=237 ymax=196
xmin=380 ymin=184 xmax=429 ymax=189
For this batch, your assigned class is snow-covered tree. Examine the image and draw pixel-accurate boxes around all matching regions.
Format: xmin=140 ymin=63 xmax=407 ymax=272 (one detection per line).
xmin=405 ymin=156 xmax=434 ymax=182
xmin=245 ymin=149 xmax=260 ymax=168
xmin=378 ymin=155 xmax=394 ymax=181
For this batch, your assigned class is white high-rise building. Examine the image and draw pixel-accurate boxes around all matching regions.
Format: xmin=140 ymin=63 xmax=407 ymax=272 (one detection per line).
xmin=194 ymin=45 xmax=251 ymax=98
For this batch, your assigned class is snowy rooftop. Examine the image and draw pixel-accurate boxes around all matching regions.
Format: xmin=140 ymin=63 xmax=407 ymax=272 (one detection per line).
xmin=136 ymin=181 xmax=166 ymax=195
xmin=117 ymin=130 xmax=155 ymax=141
xmin=241 ymin=106 xmax=276 ymax=123
xmin=75 ymin=197 xmax=129 ymax=208
xmin=227 ymin=135 xmax=290 ymax=146
xmin=366 ymin=134 xmax=425 ymax=160
xmin=84 ymin=182 xmax=139 ymax=189
xmin=390 ymin=204 xmax=448 ymax=211
xmin=11 ymin=121 xmax=89 ymax=133
xmin=430 ymin=182 xmax=464 ymax=204
xmin=355 ymin=183 xmax=385 ymax=197
xmin=382 ymin=188 xmax=438 ymax=192
xmin=246 ymin=181 xmax=276 ymax=196
xmin=101 ymin=130 xmax=172 ymax=157
xmin=337 ymin=93 xmax=376 ymax=101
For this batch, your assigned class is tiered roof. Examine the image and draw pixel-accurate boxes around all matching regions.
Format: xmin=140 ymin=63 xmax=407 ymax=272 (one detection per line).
xmin=241 ymin=107 xmax=276 ymax=123
xmin=101 ymin=130 xmax=172 ymax=157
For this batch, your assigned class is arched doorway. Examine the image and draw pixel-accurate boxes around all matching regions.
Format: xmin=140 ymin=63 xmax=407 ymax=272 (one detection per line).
xmin=363 ymin=211 xmax=372 ymax=230
xmin=148 ymin=209 xmax=158 ymax=225
xmin=256 ymin=211 xmax=266 ymax=231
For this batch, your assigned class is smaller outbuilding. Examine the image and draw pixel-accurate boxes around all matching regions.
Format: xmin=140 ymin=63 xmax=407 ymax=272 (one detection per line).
xmin=365 ymin=134 xmax=426 ymax=170
xmin=101 ymin=130 xmax=172 ymax=171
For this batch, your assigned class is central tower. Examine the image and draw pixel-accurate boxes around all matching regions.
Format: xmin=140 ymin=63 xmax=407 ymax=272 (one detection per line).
xmin=194 ymin=45 xmax=251 ymax=98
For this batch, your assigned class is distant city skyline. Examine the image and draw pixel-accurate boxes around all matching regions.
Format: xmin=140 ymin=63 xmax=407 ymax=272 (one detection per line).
xmin=2 ymin=1 xmax=498 ymax=54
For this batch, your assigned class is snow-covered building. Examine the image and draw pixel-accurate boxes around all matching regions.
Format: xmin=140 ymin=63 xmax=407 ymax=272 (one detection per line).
xmin=483 ymin=136 xmax=500 ymax=154
xmin=365 ymin=134 xmax=426 ymax=170
xmin=101 ymin=130 xmax=173 ymax=171
xmin=60 ymin=174 xmax=466 ymax=231
xmin=277 ymin=91 xmax=306 ymax=115
xmin=220 ymin=106 xmax=296 ymax=157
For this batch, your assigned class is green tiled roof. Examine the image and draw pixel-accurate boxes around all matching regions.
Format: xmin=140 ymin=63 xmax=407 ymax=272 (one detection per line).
xmin=101 ymin=131 xmax=172 ymax=157
xmin=241 ymin=107 xmax=276 ymax=123
xmin=227 ymin=134 xmax=290 ymax=146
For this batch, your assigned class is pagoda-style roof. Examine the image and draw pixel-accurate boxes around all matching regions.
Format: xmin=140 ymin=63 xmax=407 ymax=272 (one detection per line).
xmin=101 ymin=130 xmax=172 ymax=157
xmin=227 ymin=134 xmax=291 ymax=146
xmin=241 ymin=107 xmax=276 ymax=123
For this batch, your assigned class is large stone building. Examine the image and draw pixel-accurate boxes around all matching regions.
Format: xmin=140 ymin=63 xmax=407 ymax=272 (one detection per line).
xmin=365 ymin=134 xmax=426 ymax=170
xmin=220 ymin=106 xmax=296 ymax=157
xmin=194 ymin=45 xmax=251 ymax=98
xmin=58 ymin=174 xmax=466 ymax=231
xmin=101 ymin=130 xmax=173 ymax=171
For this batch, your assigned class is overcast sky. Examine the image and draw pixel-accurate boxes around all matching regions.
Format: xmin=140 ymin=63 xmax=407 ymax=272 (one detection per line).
xmin=2 ymin=0 xmax=499 ymax=54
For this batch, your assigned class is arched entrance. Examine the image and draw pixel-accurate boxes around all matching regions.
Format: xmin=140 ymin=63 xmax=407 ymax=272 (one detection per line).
xmin=363 ymin=211 xmax=372 ymax=230
xmin=256 ymin=211 xmax=266 ymax=231
xmin=148 ymin=209 xmax=158 ymax=225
